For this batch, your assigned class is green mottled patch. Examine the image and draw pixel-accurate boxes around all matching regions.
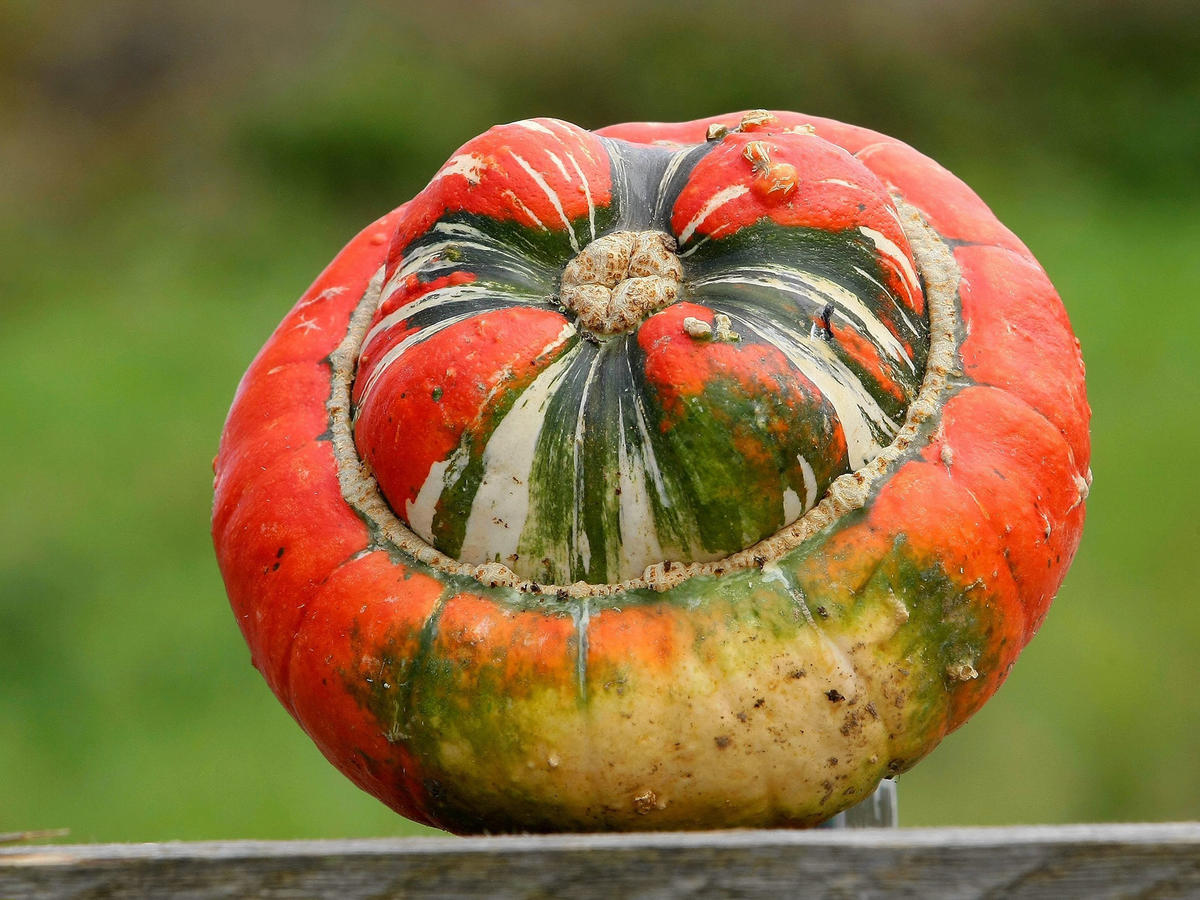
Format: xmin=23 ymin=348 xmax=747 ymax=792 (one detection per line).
xmin=342 ymin=597 xmax=593 ymax=833
xmin=786 ymin=527 xmax=1002 ymax=765
xmin=636 ymin=371 xmax=849 ymax=559
xmin=341 ymin=608 xmax=438 ymax=750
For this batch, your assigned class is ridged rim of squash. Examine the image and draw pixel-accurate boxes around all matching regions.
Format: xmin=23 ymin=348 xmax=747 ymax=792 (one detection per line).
xmin=327 ymin=196 xmax=959 ymax=598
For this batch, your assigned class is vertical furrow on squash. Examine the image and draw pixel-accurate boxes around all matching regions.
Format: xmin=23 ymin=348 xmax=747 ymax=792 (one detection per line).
xmin=611 ymin=352 xmax=668 ymax=578
xmin=568 ymin=348 xmax=609 ymax=582
xmin=622 ymin=347 xmax=690 ymax=566
xmin=516 ymin=342 xmax=600 ymax=584
xmin=386 ymin=586 xmax=454 ymax=831
xmin=572 ymin=596 xmax=591 ymax=704
xmin=576 ymin=342 xmax=630 ymax=583
xmin=650 ymin=143 xmax=713 ymax=233
xmin=600 ymin=138 xmax=705 ymax=234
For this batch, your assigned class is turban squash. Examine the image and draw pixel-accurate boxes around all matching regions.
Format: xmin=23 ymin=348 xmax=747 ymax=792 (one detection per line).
xmin=213 ymin=110 xmax=1090 ymax=832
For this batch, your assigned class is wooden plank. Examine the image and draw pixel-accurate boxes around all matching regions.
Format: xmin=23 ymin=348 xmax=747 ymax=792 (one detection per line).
xmin=2 ymin=824 xmax=1199 ymax=899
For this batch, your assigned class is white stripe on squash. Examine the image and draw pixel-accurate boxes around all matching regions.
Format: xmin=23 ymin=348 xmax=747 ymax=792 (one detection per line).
xmin=858 ymin=226 xmax=921 ymax=304
xmin=455 ymin=334 xmax=580 ymax=568
xmin=677 ymin=184 xmax=750 ymax=245
xmin=798 ymin=453 xmax=818 ymax=510
xmin=616 ymin=396 xmax=666 ymax=578
xmin=429 ymin=152 xmax=487 ymax=187
xmin=569 ymin=349 xmax=606 ymax=575
xmin=364 ymin=284 xmax=505 ymax=353
xmin=563 ymin=152 xmax=597 ymax=242
xmin=406 ymin=447 xmax=466 ymax=544
xmin=692 ymin=267 xmax=915 ymax=370
xmin=357 ymin=309 xmax=481 ymax=409
xmin=507 ymin=151 xmax=581 ymax=253
xmin=782 ymin=487 xmax=803 ymax=523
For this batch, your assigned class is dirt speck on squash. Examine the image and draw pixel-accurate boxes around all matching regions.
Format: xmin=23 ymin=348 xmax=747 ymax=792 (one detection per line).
xmin=946 ymin=661 xmax=980 ymax=682
xmin=633 ymin=789 xmax=666 ymax=814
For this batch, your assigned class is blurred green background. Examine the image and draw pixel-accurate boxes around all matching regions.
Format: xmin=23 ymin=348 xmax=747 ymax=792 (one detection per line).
xmin=2 ymin=1 xmax=1198 ymax=842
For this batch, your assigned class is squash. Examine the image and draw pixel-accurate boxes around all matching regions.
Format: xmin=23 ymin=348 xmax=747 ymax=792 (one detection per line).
xmin=213 ymin=110 xmax=1090 ymax=832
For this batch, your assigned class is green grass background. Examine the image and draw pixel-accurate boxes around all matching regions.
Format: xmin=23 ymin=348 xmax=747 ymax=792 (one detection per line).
xmin=2 ymin=1 xmax=1198 ymax=840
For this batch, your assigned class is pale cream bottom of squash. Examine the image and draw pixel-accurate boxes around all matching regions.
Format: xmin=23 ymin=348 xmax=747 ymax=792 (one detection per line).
xmin=431 ymin=596 xmax=920 ymax=829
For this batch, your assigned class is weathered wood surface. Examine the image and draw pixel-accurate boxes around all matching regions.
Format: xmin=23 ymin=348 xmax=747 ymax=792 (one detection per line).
xmin=2 ymin=824 xmax=1198 ymax=899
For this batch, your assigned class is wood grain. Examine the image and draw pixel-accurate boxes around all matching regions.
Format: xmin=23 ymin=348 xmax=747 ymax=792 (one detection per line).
xmin=2 ymin=824 xmax=1198 ymax=899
